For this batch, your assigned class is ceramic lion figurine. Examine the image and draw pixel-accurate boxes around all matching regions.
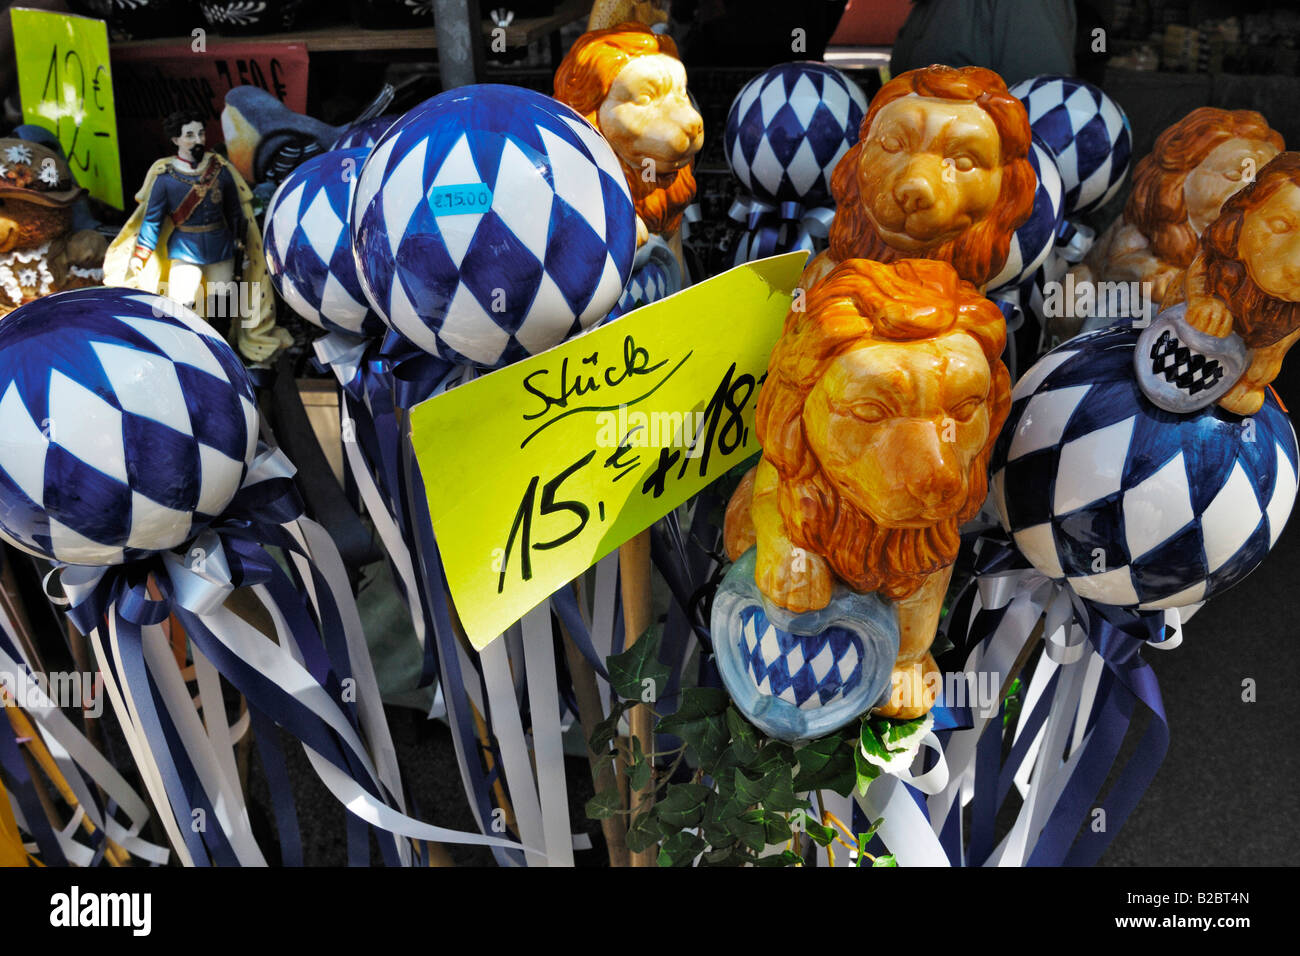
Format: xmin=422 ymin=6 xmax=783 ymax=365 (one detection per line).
xmin=587 ymin=0 xmax=669 ymax=31
xmin=724 ymin=257 xmax=1011 ymax=719
xmin=1071 ymin=108 xmax=1283 ymax=326
xmin=554 ymin=23 xmax=703 ymax=266
xmin=1152 ymin=152 xmax=1300 ymax=416
xmin=802 ymin=65 xmax=1035 ymax=293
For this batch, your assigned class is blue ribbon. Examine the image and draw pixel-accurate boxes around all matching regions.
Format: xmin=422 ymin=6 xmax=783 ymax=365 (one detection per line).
xmin=54 ymin=446 xmax=412 ymax=865
xmin=729 ymin=195 xmax=834 ymax=266
xmin=961 ymin=535 xmax=1170 ymax=866
xmin=378 ymin=329 xmax=458 ymax=412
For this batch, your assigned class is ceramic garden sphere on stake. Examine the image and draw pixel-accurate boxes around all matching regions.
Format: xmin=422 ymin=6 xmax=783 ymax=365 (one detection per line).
xmin=991 ymin=323 xmax=1296 ymax=610
xmin=986 ymin=134 xmax=1065 ymax=294
xmin=803 ymin=65 xmax=1036 ymax=294
xmin=0 ymin=287 xmax=259 ymax=566
xmin=717 ymin=258 xmax=1012 ymax=738
xmin=1009 ymin=74 xmax=1132 ymax=219
xmin=724 ymin=61 xmax=869 ymax=208
xmin=723 ymin=61 xmax=869 ymax=264
xmin=350 ymin=84 xmax=637 ymax=369
xmin=264 ymin=148 xmax=386 ymax=338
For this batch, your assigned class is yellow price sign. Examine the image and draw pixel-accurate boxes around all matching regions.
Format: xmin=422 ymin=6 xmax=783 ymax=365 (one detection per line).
xmin=11 ymin=8 xmax=122 ymax=208
xmin=410 ymin=252 xmax=808 ymax=649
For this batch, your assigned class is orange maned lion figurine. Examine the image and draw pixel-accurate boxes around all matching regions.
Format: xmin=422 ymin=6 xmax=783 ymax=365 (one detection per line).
xmin=1158 ymin=152 xmax=1300 ymax=416
xmin=724 ymin=257 xmax=1011 ymax=718
xmin=1070 ymin=108 xmax=1283 ymax=326
xmin=554 ymin=23 xmax=703 ymax=265
xmin=802 ymin=65 xmax=1035 ymax=293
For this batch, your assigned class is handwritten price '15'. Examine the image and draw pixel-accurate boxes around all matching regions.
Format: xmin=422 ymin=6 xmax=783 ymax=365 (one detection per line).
xmin=496 ymin=362 xmax=760 ymax=592
xmin=41 ymin=43 xmax=109 ymax=175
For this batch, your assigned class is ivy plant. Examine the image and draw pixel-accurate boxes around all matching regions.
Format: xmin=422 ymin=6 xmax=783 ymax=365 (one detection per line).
xmin=583 ymin=629 xmax=919 ymax=867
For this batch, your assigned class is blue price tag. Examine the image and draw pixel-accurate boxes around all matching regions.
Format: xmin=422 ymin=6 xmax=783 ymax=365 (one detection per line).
xmin=427 ymin=183 xmax=493 ymax=216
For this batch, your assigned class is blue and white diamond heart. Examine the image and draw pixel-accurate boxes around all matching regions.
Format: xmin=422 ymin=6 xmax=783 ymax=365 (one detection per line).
xmin=711 ymin=548 xmax=899 ymax=742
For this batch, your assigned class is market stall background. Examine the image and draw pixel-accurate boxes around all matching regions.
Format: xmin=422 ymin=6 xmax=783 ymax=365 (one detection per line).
xmin=0 ymin=0 xmax=1295 ymax=867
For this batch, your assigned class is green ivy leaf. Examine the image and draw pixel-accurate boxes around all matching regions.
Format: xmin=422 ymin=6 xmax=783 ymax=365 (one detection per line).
xmin=859 ymin=719 xmax=892 ymax=761
xmin=627 ymin=755 xmax=651 ymax=792
xmin=726 ymin=813 xmax=767 ymax=852
xmin=607 ymin=629 xmax=670 ymax=702
xmin=625 ymin=812 xmax=660 ymax=854
xmin=762 ymin=772 xmax=803 ymax=813
xmin=585 ymin=789 xmax=624 ymax=820
xmin=588 ymin=699 xmax=634 ymax=755
xmin=656 ymin=782 xmax=711 ymax=829
xmin=854 ymin=743 xmax=881 ymax=795
xmin=857 ymin=817 xmax=883 ymax=845
xmin=872 ymin=854 xmax=898 ymax=867
xmin=752 ymin=849 xmax=802 ymax=867
xmin=733 ymin=768 xmax=768 ymax=806
xmin=657 ymin=830 xmax=707 ymax=867
xmin=750 ymin=739 xmax=796 ymax=776
xmin=802 ymin=820 xmax=837 ymax=848
xmin=725 ymin=708 xmax=761 ymax=762
xmin=700 ymin=846 xmax=750 ymax=866
xmin=792 ymin=733 xmax=857 ymax=796
xmin=657 ymin=688 xmax=731 ymax=769
xmin=875 ymin=715 xmax=926 ymax=748
xmin=741 ymin=808 xmax=792 ymax=845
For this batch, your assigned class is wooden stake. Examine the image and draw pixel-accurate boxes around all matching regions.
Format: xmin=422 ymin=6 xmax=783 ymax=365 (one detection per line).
xmin=618 ymin=530 xmax=657 ymax=866
xmin=557 ymin=601 xmax=629 ymax=867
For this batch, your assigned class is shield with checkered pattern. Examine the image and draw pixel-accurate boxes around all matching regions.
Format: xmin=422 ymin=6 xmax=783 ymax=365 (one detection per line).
xmin=988 ymin=135 xmax=1065 ymax=293
xmin=264 ymin=148 xmax=385 ymax=338
xmin=0 ymin=288 xmax=259 ymax=566
xmin=990 ymin=324 xmax=1298 ymax=610
xmin=710 ymin=548 xmax=898 ymax=741
xmin=1010 ymin=75 xmax=1131 ymax=218
xmin=724 ymin=62 xmax=869 ymax=207
xmin=350 ymin=85 xmax=637 ymax=370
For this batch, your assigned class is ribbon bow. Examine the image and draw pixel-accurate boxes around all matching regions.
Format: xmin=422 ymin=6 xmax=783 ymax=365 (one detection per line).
xmin=728 ymin=195 xmax=835 ymax=265
xmin=58 ymin=446 xmax=301 ymax=634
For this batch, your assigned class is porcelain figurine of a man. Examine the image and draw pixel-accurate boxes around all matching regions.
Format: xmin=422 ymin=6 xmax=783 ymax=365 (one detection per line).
xmin=104 ymin=108 xmax=287 ymax=363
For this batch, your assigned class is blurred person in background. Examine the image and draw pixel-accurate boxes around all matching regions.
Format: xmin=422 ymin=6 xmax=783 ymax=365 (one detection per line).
xmin=891 ymin=0 xmax=1077 ymax=86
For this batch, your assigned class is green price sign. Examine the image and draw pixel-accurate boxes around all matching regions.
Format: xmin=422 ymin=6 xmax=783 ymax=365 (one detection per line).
xmin=11 ymin=8 xmax=122 ymax=208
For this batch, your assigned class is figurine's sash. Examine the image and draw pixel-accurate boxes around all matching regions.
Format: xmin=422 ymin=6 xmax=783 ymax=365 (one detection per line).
xmin=170 ymin=161 xmax=223 ymax=227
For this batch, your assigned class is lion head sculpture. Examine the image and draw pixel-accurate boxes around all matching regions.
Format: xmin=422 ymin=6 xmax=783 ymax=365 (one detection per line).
xmin=554 ymin=23 xmax=703 ymax=238
xmin=1199 ymin=151 xmax=1300 ymax=346
xmin=824 ymin=65 xmax=1035 ymax=291
xmin=737 ymin=257 xmax=1011 ymax=604
xmin=1128 ymin=107 xmax=1284 ymax=270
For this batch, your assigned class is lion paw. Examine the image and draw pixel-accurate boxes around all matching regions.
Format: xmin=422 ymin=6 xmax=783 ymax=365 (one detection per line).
xmin=873 ymin=654 xmax=939 ymax=720
xmin=1186 ymin=296 xmax=1235 ymax=338
xmin=755 ymin=545 xmax=832 ymax=614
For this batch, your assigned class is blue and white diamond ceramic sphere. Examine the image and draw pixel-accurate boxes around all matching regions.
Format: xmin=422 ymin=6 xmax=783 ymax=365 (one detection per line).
xmin=990 ymin=325 xmax=1298 ymax=610
xmin=1010 ymin=75 xmax=1131 ymax=218
xmin=0 ymin=289 xmax=259 ymax=566
xmin=988 ymin=135 xmax=1065 ymax=293
xmin=350 ymin=85 xmax=637 ymax=369
xmin=329 ymin=114 xmax=398 ymax=152
xmin=265 ymin=148 xmax=385 ymax=338
xmin=724 ymin=62 xmax=869 ymax=207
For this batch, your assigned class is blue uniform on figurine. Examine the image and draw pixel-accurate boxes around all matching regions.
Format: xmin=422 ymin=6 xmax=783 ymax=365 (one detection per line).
xmin=103 ymin=109 xmax=289 ymax=364
xmin=135 ymin=121 xmax=244 ymax=277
